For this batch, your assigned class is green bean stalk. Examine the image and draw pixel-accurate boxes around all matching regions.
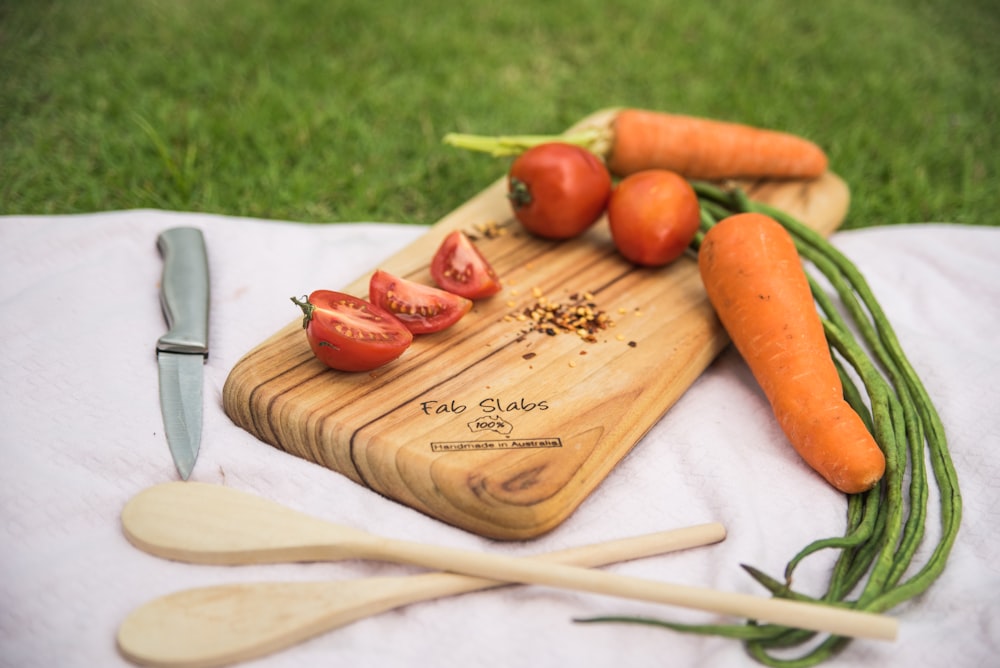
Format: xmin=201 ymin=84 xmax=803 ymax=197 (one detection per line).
xmin=577 ymin=183 xmax=962 ymax=667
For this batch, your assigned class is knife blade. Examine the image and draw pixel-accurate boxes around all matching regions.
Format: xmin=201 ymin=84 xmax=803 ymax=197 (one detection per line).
xmin=156 ymin=227 xmax=210 ymax=480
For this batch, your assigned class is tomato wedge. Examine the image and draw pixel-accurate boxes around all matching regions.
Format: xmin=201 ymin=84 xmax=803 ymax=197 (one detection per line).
xmin=368 ymin=269 xmax=472 ymax=334
xmin=430 ymin=230 xmax=502 ymax=299
xmin=291 ymin=290 xmax=412 ymax=372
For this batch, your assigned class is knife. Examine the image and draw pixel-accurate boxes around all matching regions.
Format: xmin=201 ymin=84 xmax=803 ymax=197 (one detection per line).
xmin=156 ymin=227 xmax=210 ymax=480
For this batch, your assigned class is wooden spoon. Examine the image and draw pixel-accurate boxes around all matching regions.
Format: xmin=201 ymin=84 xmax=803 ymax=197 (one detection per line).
xmin=121 ymin=482 xmax=899 ymax=642
xmin=118 ymin=520 xmax=727 ymax=667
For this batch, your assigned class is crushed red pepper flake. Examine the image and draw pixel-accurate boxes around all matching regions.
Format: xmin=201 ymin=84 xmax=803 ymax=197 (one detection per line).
xmin=468 ymin=220 xmax=507 ymax=240
xmin=510 ymin=290 xmax=614 ymax=343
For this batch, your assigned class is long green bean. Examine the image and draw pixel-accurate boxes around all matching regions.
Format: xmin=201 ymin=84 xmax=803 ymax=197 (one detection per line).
xmin=756 ymin=198 xmax=961 ymax=609
xmin=579 ymin=183 xmax=962 ymax=666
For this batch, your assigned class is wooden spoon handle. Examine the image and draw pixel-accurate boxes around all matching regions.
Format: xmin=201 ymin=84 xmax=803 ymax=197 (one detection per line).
xmin=373 ymin=536 xmax=899 ymax=641
xmin=118 ymin=522 xmax=728 ymax=667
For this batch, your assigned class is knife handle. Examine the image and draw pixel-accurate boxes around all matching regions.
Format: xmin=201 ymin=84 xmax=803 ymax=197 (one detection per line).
xmin=157 ymin=227 xmax=210 ymax=355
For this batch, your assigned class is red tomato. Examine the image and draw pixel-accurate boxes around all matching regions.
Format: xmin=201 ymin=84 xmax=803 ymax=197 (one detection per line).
xmin=291 ymin=290 xmax=412 ymax=372
xmin=507 ymin=142 xmax=612 ymax=240
xmin=430 ymin=230 xmax=502 ymax=299
xmin=607 ymin=170 xmax=701 ymax=267
xmin=368 ymin=269 xmax=472 ymax=334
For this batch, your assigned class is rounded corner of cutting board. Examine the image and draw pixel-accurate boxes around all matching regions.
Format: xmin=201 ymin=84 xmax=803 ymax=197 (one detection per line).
xmin=737 ymin=170 xmax=850 ymax=237
xmin=362 ymin=424 xmax=615 ymax=542
xmin=221 ymin=319 xmax=309 ymax=443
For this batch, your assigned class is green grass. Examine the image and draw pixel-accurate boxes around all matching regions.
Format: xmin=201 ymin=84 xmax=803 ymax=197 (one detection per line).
xmin=2 ymin=0 xmax=998 ymax=229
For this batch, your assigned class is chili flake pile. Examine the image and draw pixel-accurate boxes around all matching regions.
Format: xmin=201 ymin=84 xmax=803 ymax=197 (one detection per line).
xmin=469 ymin=220 xmax=508 ymax=240
xmin=505 ymin=289 xmax=613 ymax=343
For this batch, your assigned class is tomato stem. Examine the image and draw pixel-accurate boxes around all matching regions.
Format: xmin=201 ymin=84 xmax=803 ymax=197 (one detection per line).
xmin=507 ymin=177 xmax=532 ymax=209
xmin=290 ymin=295 xmax=315 ymax=328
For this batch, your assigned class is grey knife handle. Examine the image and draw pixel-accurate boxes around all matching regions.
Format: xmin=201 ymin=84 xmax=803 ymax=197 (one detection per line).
xmin=156 ymin=227 xmax=210 ymax=355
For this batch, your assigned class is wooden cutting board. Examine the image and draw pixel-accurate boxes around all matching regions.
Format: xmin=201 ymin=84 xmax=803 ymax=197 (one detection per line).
xmin=222 ymin=109 xmax=850 ymax=540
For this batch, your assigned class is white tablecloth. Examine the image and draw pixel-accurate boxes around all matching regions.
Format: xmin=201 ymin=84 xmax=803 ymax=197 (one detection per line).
xmin=1 ymin=210 xmax=998 ymax=668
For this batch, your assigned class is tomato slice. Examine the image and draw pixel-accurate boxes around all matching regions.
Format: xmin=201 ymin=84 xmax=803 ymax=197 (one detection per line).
xmin=368 ymin=269 xmax=472 ymax=334
xmin=430 ymin=230 xmax=502 ymax=299
xmin=291 ymin=290 xmax=412 ymax=372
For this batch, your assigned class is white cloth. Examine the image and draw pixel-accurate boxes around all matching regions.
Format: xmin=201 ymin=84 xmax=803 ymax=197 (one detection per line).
xmin=1 ymin=210 xmax=998 ymax=668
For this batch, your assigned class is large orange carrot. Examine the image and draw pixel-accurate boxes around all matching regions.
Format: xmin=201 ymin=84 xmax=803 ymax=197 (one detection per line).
xmin=607 ymin=109 xmax=828 ymax=181
xmin=443 ymin=108 xmax=829 ymax=181
xmin=698 ymin=212 xmax=884 ymax=494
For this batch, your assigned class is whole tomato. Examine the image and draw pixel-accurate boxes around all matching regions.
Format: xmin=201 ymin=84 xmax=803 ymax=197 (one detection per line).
xmin=607 ymin=170 xmax=701 ymax=266
xmin=507 ymin=142 xmax=612 ymax=240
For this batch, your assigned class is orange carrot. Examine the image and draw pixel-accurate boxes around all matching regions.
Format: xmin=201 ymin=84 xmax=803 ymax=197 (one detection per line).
xmin=698 ymin=212 xmax=884 ymax=494
xmin=443 ymin=108 xmax=829 ymax=181
xmin=607 ymin=109 xmax=828 ymax=181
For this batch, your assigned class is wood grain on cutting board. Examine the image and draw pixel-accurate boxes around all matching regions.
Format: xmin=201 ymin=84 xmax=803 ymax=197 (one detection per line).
xmin=223 ymin=110 xmax=850 ymax=540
